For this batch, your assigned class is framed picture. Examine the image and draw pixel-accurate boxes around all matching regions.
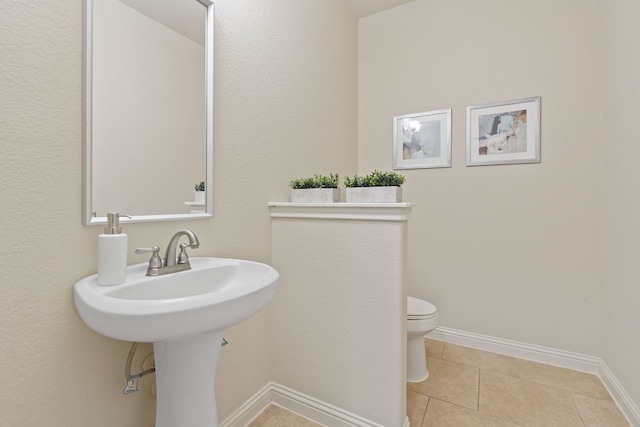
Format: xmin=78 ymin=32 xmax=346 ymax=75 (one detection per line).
xmin=466 ymin=97 xmax=540 ymax=166
xmin=393 ymin=109 xmax=451 ymax=169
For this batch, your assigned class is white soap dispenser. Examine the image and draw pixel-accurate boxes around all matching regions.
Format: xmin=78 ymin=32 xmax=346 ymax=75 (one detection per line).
xmin=97 ymin=212 xmax=130 ymax=286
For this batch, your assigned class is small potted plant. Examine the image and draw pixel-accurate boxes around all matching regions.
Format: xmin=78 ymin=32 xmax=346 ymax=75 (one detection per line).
xmin=194 ymin=181 xmax=205 ymax=203
xmin=290 ymin=173 xmax=340 ymax=203
xmin=344 ymin=170 xmax=405 ymax=203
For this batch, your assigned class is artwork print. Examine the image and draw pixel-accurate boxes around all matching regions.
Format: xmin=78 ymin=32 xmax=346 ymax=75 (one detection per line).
xmin=477 ymin=109 xmax=527 ymax=156
xmin=401 ymin=116 xmax=442 ymax=159
xmin=466 ymin=97 xmax=540 ymax=166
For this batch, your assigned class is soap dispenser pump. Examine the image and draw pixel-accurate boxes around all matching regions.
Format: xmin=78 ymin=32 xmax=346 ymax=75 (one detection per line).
xmin=97 ymin=212 xmax=130 ymax=286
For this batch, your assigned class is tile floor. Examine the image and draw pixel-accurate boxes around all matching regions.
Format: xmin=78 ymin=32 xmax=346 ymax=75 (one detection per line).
xmin=248 ymin=338 xmax=630 ymax=427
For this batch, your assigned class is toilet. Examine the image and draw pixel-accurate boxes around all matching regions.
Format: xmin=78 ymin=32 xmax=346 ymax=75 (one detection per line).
xmin=407 ymin=296 xmax=439 ymax=382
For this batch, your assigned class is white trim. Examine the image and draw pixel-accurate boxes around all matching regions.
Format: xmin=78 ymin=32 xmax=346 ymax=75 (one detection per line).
xmin=268 ymin=202 xmax=415 ymax=222
xmin=220 ymin=382 xmax=409 ymax=427
xmin=599 ymin=361 xmax=640 ymax=427
xmin=429 ymin=327 xmax=601 ymax=374
xmin=218 ymin=382 xmax=272 ymax=427
xmin=270 ymin=383 xmax=386 ymax=427
xmin=429 ymin=327 xmax=640 ymax=427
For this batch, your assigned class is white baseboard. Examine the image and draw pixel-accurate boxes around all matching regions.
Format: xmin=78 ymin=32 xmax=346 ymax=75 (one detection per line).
xmin=429 ymin=326 xmax=640 ymax=427
xmin=428 ymin=327 xmax=601 ymax=374
xmin=221 ymin=327 xmax=639 ymax=427
xmin=598 ymin=360 xmax=640 ymax=427
xmin=220 ymin=382 xmax=409 ymax=427
xmin=218 ymin=382 xmax=272 ymax=427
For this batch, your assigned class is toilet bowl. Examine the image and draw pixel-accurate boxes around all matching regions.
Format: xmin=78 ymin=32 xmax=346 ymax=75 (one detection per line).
xmin=407 ymin=296 xmax=439 ymax=382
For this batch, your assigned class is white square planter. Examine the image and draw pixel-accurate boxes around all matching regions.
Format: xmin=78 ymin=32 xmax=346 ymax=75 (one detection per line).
xmin=291 ymin=188 xmax=340 ymax=203
xmin=345 ymin=186 xmax=402 ymax=203
xmin=194 ymin=191 xmax=205 ymax=203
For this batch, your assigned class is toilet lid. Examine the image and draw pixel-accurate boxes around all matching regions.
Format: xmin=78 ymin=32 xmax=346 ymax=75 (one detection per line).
xmin=407 ymin=296 xmax=437 ymax=319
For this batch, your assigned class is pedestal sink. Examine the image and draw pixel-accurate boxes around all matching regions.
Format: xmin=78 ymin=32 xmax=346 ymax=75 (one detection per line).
xmin=73 ymin=257 xmax=279 ymax=427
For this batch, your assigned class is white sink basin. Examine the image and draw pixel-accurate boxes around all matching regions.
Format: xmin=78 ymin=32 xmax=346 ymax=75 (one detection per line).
xmin=73 ymin=257 xmax=279 ymax=343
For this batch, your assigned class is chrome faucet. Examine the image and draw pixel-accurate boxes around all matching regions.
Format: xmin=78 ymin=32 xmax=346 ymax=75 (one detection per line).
xmin=135 ymin=230 xmax=200 ymax=276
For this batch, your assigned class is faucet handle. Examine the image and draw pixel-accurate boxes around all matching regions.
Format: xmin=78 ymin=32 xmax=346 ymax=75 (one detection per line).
xmin=135 ymin=245 xmax=160 ymax=255
xmin=135 ymin=246 xmax=163 ymax=275
xmin=177 ymin=243 xmax=190 ymax=265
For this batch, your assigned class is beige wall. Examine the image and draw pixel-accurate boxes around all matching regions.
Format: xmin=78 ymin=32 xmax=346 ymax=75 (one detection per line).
xmin=0 ymin=0 xmax=356 ymax=425
xmin=601 ymin=0 xmax=640 ymax=406
xmin=358 ymin=0 xmax=603 ymax=356
xmin=359 ymin=0 xmax=640 ymax=410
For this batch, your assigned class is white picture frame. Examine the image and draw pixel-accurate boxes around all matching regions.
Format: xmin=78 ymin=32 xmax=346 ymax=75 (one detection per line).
xmin=393 ymin=109 xmax=452 ymax=169
xmin=466 ymin=97 xmax=541 ymax=166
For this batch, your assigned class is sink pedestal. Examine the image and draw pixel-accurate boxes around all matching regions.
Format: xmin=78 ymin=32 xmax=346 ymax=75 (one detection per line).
xmin=153 ymin=331 xmax=225 ymax=427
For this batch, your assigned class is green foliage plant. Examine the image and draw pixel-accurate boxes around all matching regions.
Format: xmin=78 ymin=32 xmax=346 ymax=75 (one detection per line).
xmin=289 ymin=173 xmax=340 ymax=189
xmin=343 ymin=170 xmax=405 ymax=187
xmin=194 ymin=181 xmax=205 ymax=191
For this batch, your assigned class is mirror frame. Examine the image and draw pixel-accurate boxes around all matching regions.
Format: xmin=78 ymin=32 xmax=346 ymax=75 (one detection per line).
xmin=83 ymin=0 xmax=214 ymax=225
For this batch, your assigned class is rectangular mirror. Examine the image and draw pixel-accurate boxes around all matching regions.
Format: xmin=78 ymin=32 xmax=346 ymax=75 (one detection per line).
xmin=84 ymin=0 xmax=214 ymax=224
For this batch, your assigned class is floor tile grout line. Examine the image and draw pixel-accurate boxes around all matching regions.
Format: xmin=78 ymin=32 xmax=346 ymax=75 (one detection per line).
xmin=477 ymin=368 xmax=482 ymax=413
xmin=571 ymin=394 xmax=589 ymax=427
xmin=423 ymin=396 xmax=531 ymax=427
xmin=419 ymin=396 xmax=430 ymax=427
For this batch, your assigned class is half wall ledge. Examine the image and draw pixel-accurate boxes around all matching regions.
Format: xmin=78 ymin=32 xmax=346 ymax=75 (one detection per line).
xmin=268 ymin=202 xmax=415 ymax=222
